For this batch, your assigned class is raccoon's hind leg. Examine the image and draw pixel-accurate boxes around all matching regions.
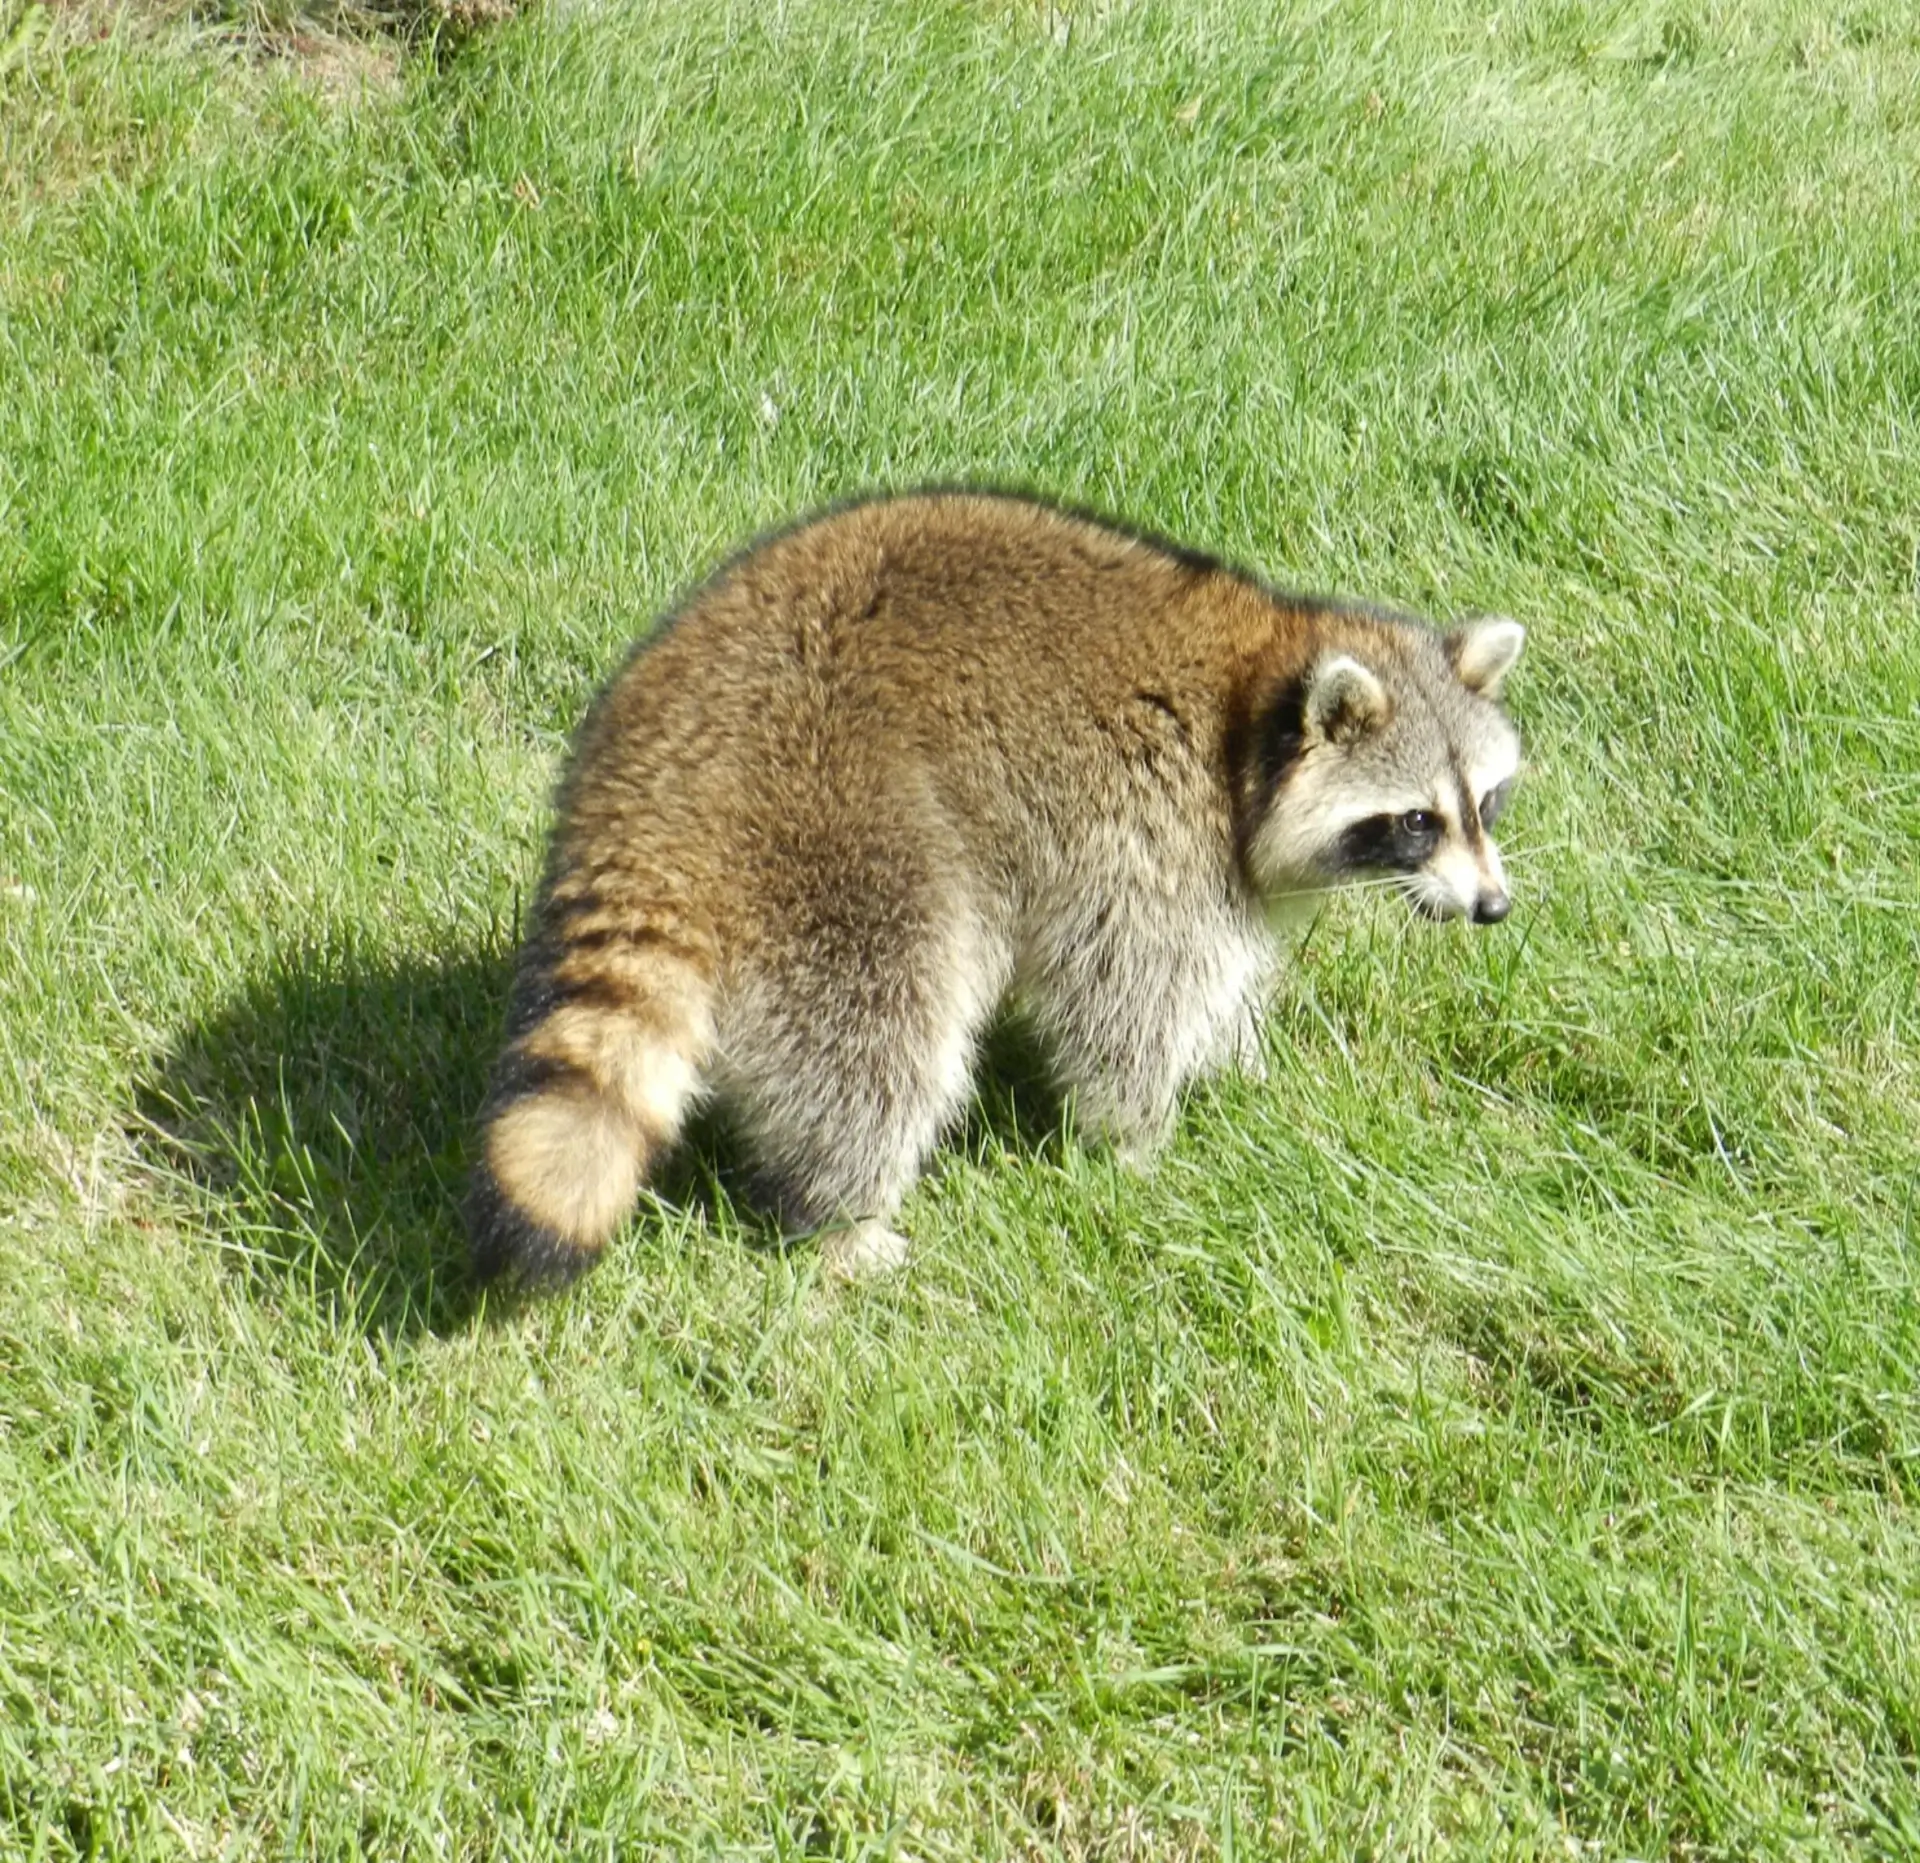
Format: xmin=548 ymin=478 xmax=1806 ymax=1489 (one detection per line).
xmin=714 ymin=875 xmax=1000 ymax=1279
xmin=468 ymin=916 xmax=715 ymax=1287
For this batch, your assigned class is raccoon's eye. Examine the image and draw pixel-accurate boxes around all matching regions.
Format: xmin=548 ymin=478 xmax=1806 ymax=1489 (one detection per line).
xmin=1399 ymin=809 xmax=1439 ymax=840
xmin=1479 ymin=782 xmax=1512 ymax=829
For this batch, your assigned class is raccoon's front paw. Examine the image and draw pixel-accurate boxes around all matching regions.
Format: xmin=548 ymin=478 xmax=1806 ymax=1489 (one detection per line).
xmin=820 ymin=1220 xmax=912 ymax=1281
xmin=1107 ymin=1117 xmax=1174 ymax=1175
xmin=1075 ymin=1083 xmax=1174 ymax=1171
xmin=1112 ymin=1138 xmax=1163 ymax=1175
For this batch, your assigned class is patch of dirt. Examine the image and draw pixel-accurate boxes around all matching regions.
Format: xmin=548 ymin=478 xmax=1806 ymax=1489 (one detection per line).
xmin=269 ymin=23 xmax=401 ymax=101
xmin=9 ymin=0 xmax=517 ymax=106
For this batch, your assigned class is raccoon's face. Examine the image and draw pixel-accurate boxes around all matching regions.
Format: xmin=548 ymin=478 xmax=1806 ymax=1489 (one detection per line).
xmin=1247 ymin=617 xmax=1525 ymax=924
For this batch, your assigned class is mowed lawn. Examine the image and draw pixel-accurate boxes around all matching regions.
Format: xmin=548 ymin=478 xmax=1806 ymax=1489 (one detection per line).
xmin=3 ymin=0 xmax=1918 ymax=1854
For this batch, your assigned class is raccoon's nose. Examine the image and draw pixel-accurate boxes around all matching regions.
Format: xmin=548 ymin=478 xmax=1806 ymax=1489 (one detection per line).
xmin=1473 ymin=888 xmax=1511 ymax=925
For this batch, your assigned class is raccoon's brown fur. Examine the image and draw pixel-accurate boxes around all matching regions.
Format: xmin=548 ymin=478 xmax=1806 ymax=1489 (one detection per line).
xmin=468 ymin=490 xmax=1524 ymax=1285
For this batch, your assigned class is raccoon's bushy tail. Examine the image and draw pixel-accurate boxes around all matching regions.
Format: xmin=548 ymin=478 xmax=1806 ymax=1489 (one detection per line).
xmin=467 ymin=926 xmax=715 ymax=1288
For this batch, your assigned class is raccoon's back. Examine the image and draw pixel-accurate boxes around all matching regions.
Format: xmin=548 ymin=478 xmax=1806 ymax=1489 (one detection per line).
xmin=560 ymin=494 xmax=1230 ymax=844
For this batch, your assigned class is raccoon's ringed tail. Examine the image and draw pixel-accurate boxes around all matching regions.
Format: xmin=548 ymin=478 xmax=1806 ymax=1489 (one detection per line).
xmin=468 ymin=954 xmax=713 ymax=1287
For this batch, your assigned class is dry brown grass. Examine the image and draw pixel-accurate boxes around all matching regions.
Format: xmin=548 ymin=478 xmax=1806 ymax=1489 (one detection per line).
xmin=14 ymin=0 xmax=520 ymax=67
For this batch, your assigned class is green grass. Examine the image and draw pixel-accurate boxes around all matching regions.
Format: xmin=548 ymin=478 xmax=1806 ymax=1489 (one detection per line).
xmin=4 ymin=0 xmax=1919 ymax=1853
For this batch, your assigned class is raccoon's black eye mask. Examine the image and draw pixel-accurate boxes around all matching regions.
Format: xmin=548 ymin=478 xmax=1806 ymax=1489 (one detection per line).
xmin=1330 ymin=810 xmax=1443 ymax=875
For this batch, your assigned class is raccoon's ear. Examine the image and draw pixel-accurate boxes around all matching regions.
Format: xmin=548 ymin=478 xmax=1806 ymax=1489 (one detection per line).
xmin=1450 ymin=616 xmax=1526 ymax=697
xmin=1303 ymin=653 xmax=1390 ymax=746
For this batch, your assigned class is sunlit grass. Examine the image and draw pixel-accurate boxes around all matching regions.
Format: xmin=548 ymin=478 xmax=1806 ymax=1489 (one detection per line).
xmin=2 ymin=1 xmax=1917 ymax=1854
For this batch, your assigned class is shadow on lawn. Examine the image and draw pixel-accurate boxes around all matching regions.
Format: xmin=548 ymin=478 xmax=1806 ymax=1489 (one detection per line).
xmin=134 ymin=935 xmax=515 ymax=1340
xmin=134 ymin=932 xmax=1068 ymax=1342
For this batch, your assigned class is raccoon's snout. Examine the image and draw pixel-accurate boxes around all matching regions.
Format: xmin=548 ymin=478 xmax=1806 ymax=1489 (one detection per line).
xmin=1403 ymin=863 xmax=1510 ymax=924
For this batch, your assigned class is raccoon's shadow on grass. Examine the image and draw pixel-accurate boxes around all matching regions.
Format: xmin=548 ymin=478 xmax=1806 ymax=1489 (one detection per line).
xmin=953 ymin=1018 xmax=1073 ymax=1164
xmin=134 ymin=940 xmax=1070 ymax=1339
xmin=133 ymin=939 xmax=515 ymax=1340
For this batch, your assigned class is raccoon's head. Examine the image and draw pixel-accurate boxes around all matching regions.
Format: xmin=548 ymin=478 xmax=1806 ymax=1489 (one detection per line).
xmin=1244 ymin=615 xmax=1525 ymax=923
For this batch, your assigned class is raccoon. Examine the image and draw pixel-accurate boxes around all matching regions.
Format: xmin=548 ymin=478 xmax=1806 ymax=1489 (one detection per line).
xmin=468 ymin=490 xmax=1524 ymax=1286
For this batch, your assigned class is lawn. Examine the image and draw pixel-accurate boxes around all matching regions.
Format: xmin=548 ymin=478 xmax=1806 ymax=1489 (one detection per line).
xmin=2 ymin=0 xmax=1918 ymax=1854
